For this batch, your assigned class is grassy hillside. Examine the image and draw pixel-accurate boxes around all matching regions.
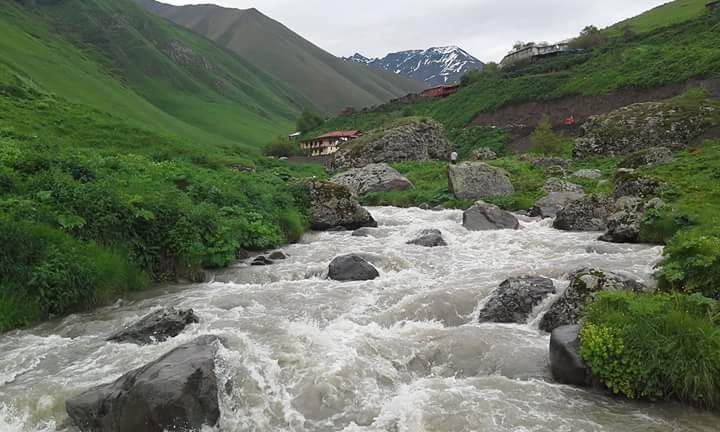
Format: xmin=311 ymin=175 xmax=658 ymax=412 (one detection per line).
xmin=606 ymin=0 xmax=709 ymax=35
xmin=2 ymin=0 xmax=311 ymax=150
xmin=133 ymin=0 xmax=426 ymax=114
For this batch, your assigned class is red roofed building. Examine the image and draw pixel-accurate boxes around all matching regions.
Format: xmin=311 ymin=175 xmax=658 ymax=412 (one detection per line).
xmin=300 ymin=130 xmax=362 ymax=156
xmin=420 ymin=84 xmax=460 ymax=98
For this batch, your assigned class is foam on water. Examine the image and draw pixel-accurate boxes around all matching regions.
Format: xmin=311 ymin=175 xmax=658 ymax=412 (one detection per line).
xmin=1 ymin=207 xmax=718 ymax=431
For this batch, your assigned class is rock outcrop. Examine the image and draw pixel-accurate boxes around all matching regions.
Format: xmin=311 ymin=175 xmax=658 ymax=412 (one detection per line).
xmin=539 ymin=268 xmax=646 ymax=332
xmin=571 ymin=169 xmax=602 ymax=179
xmin=67 ymin=335 xmax=223 ymax=432
xmin=470 ymin=147 xmax=498 ymax=161
xmin=613 ymin=169 xmax=662 ymax=199
xmin=478 ymin=277 xmax=556 ymax=324
xmin=553 ymin=194 xmax=615 ymax=231
xmin=306 ymin=181 xmax=377 ymax=231
xmin=543 ymin=178 xmax=584 ymax=194
xmin=448 ymin=162 xmax=514 ymax=200
xmin=619 ymin=147 xmax=673 ymax=169
xmin=598 ymin=210 xmax=642 ymax=243
xmin=529 ymin=192 xmax=585 ymax=219
xmin=573 ymin=99 xmax=715 ymax=159
xmin=463 ymin=202 xmax=519 ymax=231
xmin=549 ymin=325 xmax=596 ymax=387
xmin=407 ymin=229 xmax=447 ymax=247
xmin=328 ymin=254 xmax=380 ymax=281
xmin=330 ymin=163 xmax=414 ymax=197
xmin=330 ymin=119 xmax=451 ymax=169
xmin=106 ymin=308 xmax=199 ymax=345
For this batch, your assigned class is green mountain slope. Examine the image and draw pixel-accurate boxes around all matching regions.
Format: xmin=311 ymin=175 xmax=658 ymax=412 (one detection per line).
xmin=606 ymin=0 xmax=710 ymax=35
xmin=133 ymin=0 xmax=426 ymax=114
xmin=2 ymin=0 xmax=312 ymax=149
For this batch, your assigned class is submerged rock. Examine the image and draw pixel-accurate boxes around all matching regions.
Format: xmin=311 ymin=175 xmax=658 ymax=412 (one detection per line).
xmin=106 ymin=308 xmax=199 ymax=345
xmin=553 ymin=194 xmax=615 ymax=232
xmin=539 ymin=268 xmax=646 ymax=332
xmin=407 ymin=229 xmax=447 ymax=247
xmin=448 ymin=162 xmax=514 ymax=200
xmin=329 ymin=163 xmax=414 ymax=197
xmin=306 ymin=181 xmax=377 ymax=231
xmin=251 ymin=256 xmax=274 ymax=266
xmin=478 ymin=276 xmax=556 ymax=324
xmin=67 ymin=335 xmax=223 ymax=432
xmin=268 ymin=251 xmax=288 ymax=260
xmin=549 ymin=325 xmax=596 ymax=387
xmin=529 ymin=191 xmax=585 ymax=219
xmin=351 ymin=227 xmax=376 ymax=237
xmin=328 ymin=254 xmax=379 ymax=282
xmin=463 ymin=201 xmax=519 ymax=231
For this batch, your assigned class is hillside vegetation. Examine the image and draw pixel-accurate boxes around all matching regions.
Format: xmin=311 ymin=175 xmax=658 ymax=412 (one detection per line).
xmin=133 ymin=0 xmax=425 ymax=114
xmin=606 ymin=0 xmax=710 ymax=35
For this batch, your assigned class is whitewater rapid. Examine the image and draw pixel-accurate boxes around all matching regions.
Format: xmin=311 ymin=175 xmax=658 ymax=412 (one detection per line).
xmin=1 ymin=207 xmax=719 ymax=431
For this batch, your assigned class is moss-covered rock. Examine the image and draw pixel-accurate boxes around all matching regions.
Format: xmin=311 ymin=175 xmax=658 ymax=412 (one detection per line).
xmin=305 ymin=181 xmax=377 ymax=231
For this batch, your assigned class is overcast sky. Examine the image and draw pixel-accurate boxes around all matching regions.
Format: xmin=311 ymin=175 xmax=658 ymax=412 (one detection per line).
xmin=163 ymin=0 xmax=669 ymax=62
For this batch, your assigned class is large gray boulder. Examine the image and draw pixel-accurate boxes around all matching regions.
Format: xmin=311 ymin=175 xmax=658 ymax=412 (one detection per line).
xmin=407 ymin=229 xmax=447 ymax=247
xmin=67 ymin=335 xmax=223 ymax=432
xmin=478 ymin=277 xmax=556 ymax=324
xmin=463 ymin=202 xmax=519 ymax=231
xmin=573 ymin=99 xmax=715 ymax=159
xmin=330 ymin=119 xmax=451 ymax=169
xmin=306 ymin=181 xmax=377 ymax=231
xmin=553 ymin=194 xmax=616 ymax=232
xmin=330 ymin=163 xmax=414 ymax=197
xmin=549 ymin=325 xmax=596 ymax=387
xmin=539 ymin=268 xmax=646 ymax=332
xmin=328 ymin=254 xmax=380 ymax=282
xmin=529 ymin=192 xmax=585 ymax=219
xmin=619 ymin=146 xmax=674 ymax=169
xmin=448 ymin=162 xmax=514 ymax=200
xmin=613 ymin=169 xmax=662 ymax=199
xmin=598 ymin=210 xmax=642 ymax=243
xmin=107 ymin=308 xmax=199 ymax=345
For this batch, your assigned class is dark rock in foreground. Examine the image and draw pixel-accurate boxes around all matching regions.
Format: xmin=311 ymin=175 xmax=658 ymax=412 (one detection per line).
xmin=478 ymin=276 xmax=556 ymax=324
xmin=539 ymin=268 xmax=646 ymax=332
xmin=550 ymin=325 xmax=596 ymax=387
xmin=328 ymin=254 xmax=380 ymax=282
xmin=107 ymin=308 xmax=199 ymax=345
xmin=407 ymin=229 xmax=447 ymax=247
xmin=67 ymin=335 xmax=223 ymax=432
xmin=463 ymin=202 xmax=519 ymax=231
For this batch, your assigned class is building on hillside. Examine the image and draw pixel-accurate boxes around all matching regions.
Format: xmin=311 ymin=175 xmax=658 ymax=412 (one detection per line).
xmin=707 ymin=1 xmax=720 ymax=13
xmin=499 ymin=42 xmax=577 ymax=69
xmin=300 ymin=130 xmax=361 ymax=157
xmin=420 ymin=84 xmax=460 ymax=98
xmin=288 ymin=132 xmax=301 ymax=141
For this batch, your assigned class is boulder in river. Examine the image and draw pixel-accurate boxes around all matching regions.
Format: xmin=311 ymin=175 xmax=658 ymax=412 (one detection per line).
xmin=598 ymin=210 xmax=642 ymax=243
xmin=268 ymin=251 xmax=288 ymax=260
xmin=619 ymin=146 xmax=674 ymax=169
xmin=529 ymin=191 xmax=585 ymax=219
xmin=448 ymin=162 xmax=514 ymax=200
xmin=553 ymin=194 xmax=615 ymax=232
xmin=328 ymin=254 xmax=380 ymax=282
xmin=478 ymin=276 xmax=556 ymax=324
xmin=407 ymin=229 xmax=447 ymax=247
xmin=330 ymin=163 xmax=414 ymax=197
xmin=463 ymin=201 xmax=519 ymax=231
xmin=67 ymin=335 xmax=223 ymax=432
xmin=306 ymin=181 xmax=377 ymax=231
xmin=251 ymin=256 xmax=274 ymax=266
xmin=539 ymin=268 xmax=646 ymax=332
xmin=549 ymin=325 xmax=596 ymax=387
xmin=106 ymin=308 xmax=199 ymax=345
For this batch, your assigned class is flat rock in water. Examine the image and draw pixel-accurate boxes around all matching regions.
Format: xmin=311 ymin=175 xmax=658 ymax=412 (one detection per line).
xmin=463 ymin=202 xmax=519 ymax=231
xmin=106 ymin=308 xmax=199 ymax=345
xmin=478 ymin=276 xmax=556 ymax=324
xmin=67 ymin=335 xmax=223 ymax=432
xmin=407 ymin=229 xmax=447 ymax=247
xmin=448 ymin=162 xmax=514 ymax=200
xmin=268 ymin=251 xmax=288 ymax=260
xmin=328 ymin=254 xmax=379 ymax=282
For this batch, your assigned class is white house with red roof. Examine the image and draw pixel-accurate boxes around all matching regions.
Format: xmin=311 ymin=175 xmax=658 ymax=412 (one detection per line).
xmin=300 ymin=130 xmax=362 ymax=156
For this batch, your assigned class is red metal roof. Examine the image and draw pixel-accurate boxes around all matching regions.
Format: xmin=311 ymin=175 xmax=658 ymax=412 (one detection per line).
xmin=312 ymin=130 xmax=361 ymax=140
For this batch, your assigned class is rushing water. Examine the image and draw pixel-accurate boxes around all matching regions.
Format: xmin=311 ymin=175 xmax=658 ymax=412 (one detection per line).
xmin=2 ymin=207 xmax=719 ymax=432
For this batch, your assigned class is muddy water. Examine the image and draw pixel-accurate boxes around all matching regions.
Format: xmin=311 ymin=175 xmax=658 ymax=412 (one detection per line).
xmin=1 ymin=207 xmax=718 ymax=431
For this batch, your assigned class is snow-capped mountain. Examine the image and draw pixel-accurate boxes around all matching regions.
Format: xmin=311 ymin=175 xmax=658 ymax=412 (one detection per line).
xmin=345 ymin=46 xmax=484 ymax=86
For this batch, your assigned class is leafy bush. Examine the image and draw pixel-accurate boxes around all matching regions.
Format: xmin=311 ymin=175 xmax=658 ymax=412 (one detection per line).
xmin=655 ymin=227 xmax=720 ymax=299
xmin=263 ymin=138 xmax=306 ymax=158
xmin=529 ymin=114 xmax=563 ymax=155
xmin=580 ymin=291 xmax=720 ymax=408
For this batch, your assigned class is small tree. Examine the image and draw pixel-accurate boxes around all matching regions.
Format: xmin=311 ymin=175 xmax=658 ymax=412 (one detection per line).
xmin=296 ymin=110 xmax=324 ymax=134
xmin=529 ymin=114 xmax=563 ymax=155
xmin=569 ymin=25 xmax=607 ymax=50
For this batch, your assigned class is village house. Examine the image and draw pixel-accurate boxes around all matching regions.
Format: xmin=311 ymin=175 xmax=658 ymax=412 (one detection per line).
xmin=299 ymin=130 xmax=361 ymax=157
xmin=420 ymin=84 xmax=460 ymax=98
xmin=499 ymin=42 xmax=576 ymax=69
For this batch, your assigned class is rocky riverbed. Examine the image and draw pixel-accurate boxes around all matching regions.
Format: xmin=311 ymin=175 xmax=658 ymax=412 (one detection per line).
xmin=2 ymin=207 xmax=719 ymax=432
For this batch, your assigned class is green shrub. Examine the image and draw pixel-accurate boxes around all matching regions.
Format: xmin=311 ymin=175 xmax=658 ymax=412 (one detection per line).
xmin=580 ymin=291 xmax=720 ymax=408
xmin=263 ymin=138 xmax=306 ymax=158
xmin=529 ymin=114 xmax=563 ymax=156
xmin=655 ymin=228 xmax=720 ymax=299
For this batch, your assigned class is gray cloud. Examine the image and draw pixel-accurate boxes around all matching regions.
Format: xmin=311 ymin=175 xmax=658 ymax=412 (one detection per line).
xmin=162 ymin=0 xmax=669 ymax=62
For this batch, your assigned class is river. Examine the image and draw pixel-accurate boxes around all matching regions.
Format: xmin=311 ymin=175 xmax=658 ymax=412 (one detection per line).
xmin=1 ymin=207 xmax=719 ymax=431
